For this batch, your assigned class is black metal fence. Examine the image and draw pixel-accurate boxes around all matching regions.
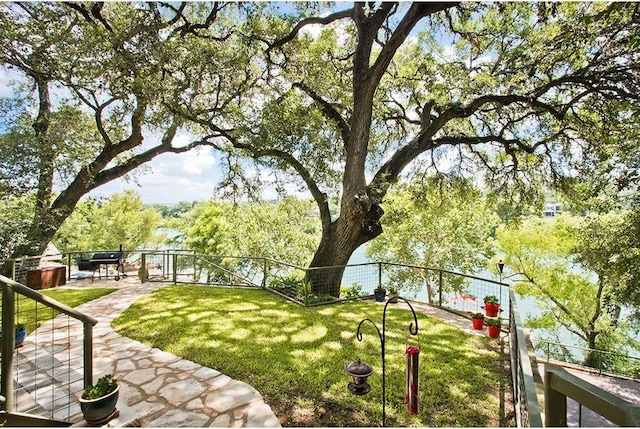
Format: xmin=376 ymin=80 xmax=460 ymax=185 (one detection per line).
xmin=537 ymin=340 xmax=640 ymax=379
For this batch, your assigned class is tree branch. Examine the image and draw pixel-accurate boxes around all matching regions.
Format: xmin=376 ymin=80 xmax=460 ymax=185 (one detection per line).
xmin=267 ymin=8 xmax=353 ymax=53
xmin=293 ymin=82 xmax=350 ymax=148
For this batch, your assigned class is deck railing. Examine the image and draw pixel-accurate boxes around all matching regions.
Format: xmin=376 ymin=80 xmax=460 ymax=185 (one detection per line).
xmin=0 ymin=274 xmax=97 ymax=422
xmin=544 ymin=364 xmax=640 ymax=426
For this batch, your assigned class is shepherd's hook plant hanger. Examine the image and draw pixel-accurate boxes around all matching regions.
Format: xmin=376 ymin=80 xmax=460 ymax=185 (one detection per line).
xmin=352 ymin=296 xmax=419 ymax=427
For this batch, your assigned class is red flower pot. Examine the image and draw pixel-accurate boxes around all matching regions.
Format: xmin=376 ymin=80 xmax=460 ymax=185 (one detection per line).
xmin=471 ymin=318 xmax=484 ymax=330
xmin=487 ymin=325 xmax=501 ymax=338
xmin=484 ymin=302 xmax=500 ymax=317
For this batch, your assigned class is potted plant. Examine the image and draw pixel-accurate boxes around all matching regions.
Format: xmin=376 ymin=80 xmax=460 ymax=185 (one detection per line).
xmin=79 ymin=374 xmax=119 ymax=425
xmin=373 ymin=286 xmax=387 ymax=302
xmin=387 ymin=286 xmax=399 ymax=303
xmin=483 ymin=295 xmax=501 ymax=317
xmin=15 ymin=324 xmax=26 ymax=348
xmin=485 ymin=317 xmax=502 ymax=338
xmin=470 ymin=312 xmax=484 ymax=330
xmin=1 ymin=324 xmax=27 ymax=348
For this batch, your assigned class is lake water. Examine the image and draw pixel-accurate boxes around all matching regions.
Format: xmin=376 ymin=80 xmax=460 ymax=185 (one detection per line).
xmin=346 ymin=244 xmax=614 ymax=357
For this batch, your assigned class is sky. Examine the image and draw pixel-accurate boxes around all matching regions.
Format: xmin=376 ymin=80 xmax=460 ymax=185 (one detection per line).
xmin=1 ymin=64 xmax=242 ymax=206
xmin=87 ymin=142 xmax=222 ymax=205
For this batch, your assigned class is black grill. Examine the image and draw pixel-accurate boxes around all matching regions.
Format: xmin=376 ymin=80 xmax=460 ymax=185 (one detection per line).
xmin=77 ymin=246 xmax=127 ymax=281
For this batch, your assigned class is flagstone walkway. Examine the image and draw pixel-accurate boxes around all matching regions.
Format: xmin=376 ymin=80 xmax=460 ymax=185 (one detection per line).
xmin=27 ymin=277 xmax=281 ymax=427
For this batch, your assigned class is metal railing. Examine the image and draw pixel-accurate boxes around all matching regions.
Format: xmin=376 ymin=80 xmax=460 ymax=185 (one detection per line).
xmin=0 ymin=274 xmax=98 ymax=422
xmin=509 ymin=289 xmax=543 ymax=427
xmin=544 ymin=363 xmax=640 ymax=426
xmin=139 ymin=251 xmax=538 ymax=424
xmin=537 ymin=339 xmax=640 ymax=379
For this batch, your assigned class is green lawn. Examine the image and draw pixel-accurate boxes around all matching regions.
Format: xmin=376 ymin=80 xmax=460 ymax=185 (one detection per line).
xmin=15 ymin=288 xmax=118 ymax=334
xmin=113 ymin=286 xmax=508 ymax=427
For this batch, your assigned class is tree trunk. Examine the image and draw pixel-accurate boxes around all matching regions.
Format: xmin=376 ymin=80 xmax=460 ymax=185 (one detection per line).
xmin=306 ymin=200 xmax=384 ymax=297
xmin=583 ymin=331 xmax=599 ymax=368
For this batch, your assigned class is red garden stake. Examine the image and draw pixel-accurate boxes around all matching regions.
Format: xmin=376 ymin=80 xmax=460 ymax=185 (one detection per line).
xmin=405 ymin=345 xmax=420 ymax=415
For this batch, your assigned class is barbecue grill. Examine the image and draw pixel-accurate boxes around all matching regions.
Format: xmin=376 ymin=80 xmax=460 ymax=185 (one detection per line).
xmin=77 ymin=245 xmax=127 ymax=281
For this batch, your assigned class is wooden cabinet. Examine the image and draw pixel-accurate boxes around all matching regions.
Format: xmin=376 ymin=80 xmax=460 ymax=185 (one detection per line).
xmin=26 ymin=266 xmax=66 ymax=290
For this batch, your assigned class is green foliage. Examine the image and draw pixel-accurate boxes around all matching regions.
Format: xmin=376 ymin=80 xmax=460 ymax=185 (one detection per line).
xmin=54 ymin=191 xmax=162 ymax=252
xmin=341 ymin=282 xmax=364 ymax=299
xmin=470 ymin=312 xmax=484 ymax=320
xmin=485 ymin=317 xmax=502 ymax=328
xmin=497 ymin=213 xmax=640 ymax=362
xmin=483 ymin=295 xmax=499 ymax=305
xmin=295 ymin=280 xmax=312 ymax=304
xmin=169 ymin=197 xmax=321 ymax=266
xmin=82 ymin=374 xmax=118 ymax=400
xmin=368 ymin=176 xmax=499 ymax=302
xmin=113 ymin=286 xmax=504 ymax=427
xmin=0 ymin=193 xmax=35 ymax=260
xmin=268 ymin=272 xmax=305 ymax=298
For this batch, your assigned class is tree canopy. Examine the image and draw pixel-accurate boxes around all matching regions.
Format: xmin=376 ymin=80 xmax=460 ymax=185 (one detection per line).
xmin=1 ymin=2 xmax=639 ymax=298
xmin=497 ymin=213 xmax=640 ymax=368
xmin=367 ymin=175 xmax=499 ymax=302
xmin=0 ymin=2 xmax=260 ymax=258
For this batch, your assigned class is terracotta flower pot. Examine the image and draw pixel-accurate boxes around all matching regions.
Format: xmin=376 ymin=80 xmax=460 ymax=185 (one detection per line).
xmin=487 ymin=325 xmax=501 ymax=338
xmin=484 ymin=302 xmax=500 ymax=317
xmin=471 ymin=317 xmax=484 ymax=330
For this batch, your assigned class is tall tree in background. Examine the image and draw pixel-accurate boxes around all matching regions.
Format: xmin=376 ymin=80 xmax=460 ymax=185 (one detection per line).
xmin=169 ymin=197 xmax=321 ymax=267
xmin=0 ymin=2 xmax=258 ymax=260
xmin=178 ymin=2 xmax=640 ymax=296
xmin=498 ymin=214 xmax=640 ymax=369
xmin=367 ymin=176 xmax=499 ymax=302
xmin=54 ymin=190 xmax=162 ymax=252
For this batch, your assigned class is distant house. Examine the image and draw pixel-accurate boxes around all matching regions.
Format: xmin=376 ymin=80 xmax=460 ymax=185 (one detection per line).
xmin=543 ymin=202 xmax=563 ymax=217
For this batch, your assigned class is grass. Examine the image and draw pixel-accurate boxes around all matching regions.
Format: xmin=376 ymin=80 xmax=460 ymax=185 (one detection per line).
xmin=14 ymin=288 xmax=118 ymax=334
xmin=113 ymin=286 xmax=508 ymax=427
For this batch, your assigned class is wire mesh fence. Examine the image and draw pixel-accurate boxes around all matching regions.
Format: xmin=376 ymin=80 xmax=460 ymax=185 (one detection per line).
xmin=0 ymin=277 xmax=95 ymax=423
xmin=536 ymin=339 xmax=640 ymax=379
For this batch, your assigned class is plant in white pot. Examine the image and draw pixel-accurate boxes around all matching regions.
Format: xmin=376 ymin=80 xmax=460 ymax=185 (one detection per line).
xmin=79 ymin=374 xmax=119 ymax=425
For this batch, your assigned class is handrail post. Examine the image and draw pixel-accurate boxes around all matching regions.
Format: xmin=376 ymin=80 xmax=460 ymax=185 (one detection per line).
xmin=262 ymin=258 xmax=267 ymax=289
xmin=544 ymin=367 xmax=568 ymax=427
xmin=1 ymin=283 xmax=15 ymax=412
xmin=172 ymin=253 xmax=178 ymax=283
xmin=193 ymin=252 xmax=197 ymax=282
xmin=141 ymin=253 xmax=146 ymax=283
xmin=378 ymin=262 xmax=382 ymax=290
xmin=438 ymin=269 xmax=443 ymax=306
xmin=83 ymin=321 xmax=94 ymax=388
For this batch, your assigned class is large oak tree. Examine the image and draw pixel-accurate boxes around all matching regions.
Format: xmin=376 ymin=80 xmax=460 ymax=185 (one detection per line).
xmin=182 ymin=2 xmax=639 ymax=296
xmin=0 ymin=2 xmax=260 ymax=261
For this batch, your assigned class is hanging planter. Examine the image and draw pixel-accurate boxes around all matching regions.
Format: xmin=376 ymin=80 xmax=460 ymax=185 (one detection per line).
xmin=470 ymin=312 xmax=484 ymax=330
xmin=483 ymin=295 xmax=500 ymax=317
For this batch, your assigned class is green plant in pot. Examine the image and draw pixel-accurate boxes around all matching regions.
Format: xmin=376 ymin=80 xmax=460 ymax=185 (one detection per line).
xmin=79 ymin=374 xmax=119 ymax=425
xmin=387 ymin=286 xmax=399 ymax=303
xmin=470 ymin=312 xmax=484 ymax=330
xmin=485 ymin=317 xmax=502 ymax=338
xmin=373 ymin=286 xmax=386 ymax=302
xmin=483 ymin=295 xmax=501 ymax=317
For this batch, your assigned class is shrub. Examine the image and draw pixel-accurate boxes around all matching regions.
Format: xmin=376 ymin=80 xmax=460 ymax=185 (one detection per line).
xmin=342 ymin=282 xmax=365 ymax=299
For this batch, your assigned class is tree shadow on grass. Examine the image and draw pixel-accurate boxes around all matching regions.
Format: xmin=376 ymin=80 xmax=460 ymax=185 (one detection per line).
xmin=113 ymin=286 xmax=507 ymax=427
